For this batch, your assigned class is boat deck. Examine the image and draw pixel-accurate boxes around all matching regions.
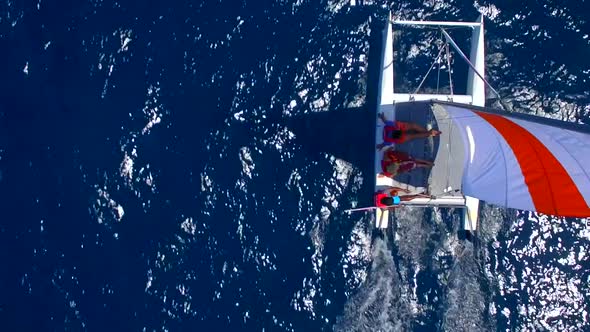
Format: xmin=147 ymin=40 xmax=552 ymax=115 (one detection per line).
xmin=375 ymin=101 xmax=466 ymax=197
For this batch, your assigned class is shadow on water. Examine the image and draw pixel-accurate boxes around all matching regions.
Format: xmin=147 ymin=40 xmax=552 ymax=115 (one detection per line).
xmin=287 ymin=106 xmax=374 ymax=171
xmin=284 ymin=8 xmax=386 ymax=197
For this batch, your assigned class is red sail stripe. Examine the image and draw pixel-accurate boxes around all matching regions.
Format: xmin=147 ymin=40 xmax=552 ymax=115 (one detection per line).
xmin=475 ymin=111 xmax=589 ymax=217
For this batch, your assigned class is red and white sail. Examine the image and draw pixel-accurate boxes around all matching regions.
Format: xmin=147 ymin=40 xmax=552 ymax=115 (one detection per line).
xmin=440 ymin=103 xmax=590 ymax=217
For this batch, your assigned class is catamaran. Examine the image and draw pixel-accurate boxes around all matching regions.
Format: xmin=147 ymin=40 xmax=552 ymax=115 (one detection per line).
xmin=369 ymin=14 xmax=590 ymax=234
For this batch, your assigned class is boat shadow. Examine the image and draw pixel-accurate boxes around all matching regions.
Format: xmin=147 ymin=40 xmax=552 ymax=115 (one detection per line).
xmin=287 ymin=106 xmax=374 ymax=172
xmin=284 ymin=8 xmax=390 ymax=209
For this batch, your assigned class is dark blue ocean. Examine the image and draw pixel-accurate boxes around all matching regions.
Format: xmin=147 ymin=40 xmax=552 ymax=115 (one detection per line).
xmin=1 ymin=0 xmax=589 ymax=331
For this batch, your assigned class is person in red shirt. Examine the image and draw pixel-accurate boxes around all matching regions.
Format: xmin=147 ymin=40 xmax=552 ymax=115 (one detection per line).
xmin=378 ymin=147 xmax=434 ymax=179
xmin=376 ymin=112 xmax=441 ymax=149
xmin=374 ymin=187 xmax=431 ymax=210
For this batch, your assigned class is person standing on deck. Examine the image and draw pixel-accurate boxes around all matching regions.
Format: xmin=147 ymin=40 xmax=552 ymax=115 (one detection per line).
xmin=376 ymin=112 xmax=441 ymax=149
xmin=374 ymin=187 xmax=431 ymax=210
xmin=378 ymin=147 xmax=434 ymax=179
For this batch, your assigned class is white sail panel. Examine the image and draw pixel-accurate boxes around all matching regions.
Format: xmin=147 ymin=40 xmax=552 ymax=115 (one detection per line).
xmin=440 ymin=105 xmax=535 ymax=211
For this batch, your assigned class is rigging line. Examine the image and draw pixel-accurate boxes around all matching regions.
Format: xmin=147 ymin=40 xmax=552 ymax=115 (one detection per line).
xmin=413 ymin=42 xmax=447 ymax=95
xmin=440 ymin=28 xmax=513 ymax=112
xmin=446 ymin=41 xmax=453 ymax=97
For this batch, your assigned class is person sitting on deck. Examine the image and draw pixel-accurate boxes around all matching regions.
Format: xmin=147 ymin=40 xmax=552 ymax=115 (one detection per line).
xmin=378 ymin=147 xmax=434 ymax=179
xmin=376 ymin=112 xmax=441 ymax=149
xmin=374 ymin=187 xmax=431 ymax=210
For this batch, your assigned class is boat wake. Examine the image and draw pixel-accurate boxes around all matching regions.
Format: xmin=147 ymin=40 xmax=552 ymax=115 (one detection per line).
xmin=334 ymin=237 xmax=413 ymax=332
xmin=440 ymin=243 xmax=491 ymax=332
xmin=335 ymin=205 xmax=500 ymax=332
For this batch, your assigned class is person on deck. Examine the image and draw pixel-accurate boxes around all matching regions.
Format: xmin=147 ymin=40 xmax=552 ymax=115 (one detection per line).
xmin=374 ymin=187 xmax=431 ymax=210
xmin=376 ymin=112 xmax=441 ymax=149
xmin=378 ymin=147 xmax=434 ymax=179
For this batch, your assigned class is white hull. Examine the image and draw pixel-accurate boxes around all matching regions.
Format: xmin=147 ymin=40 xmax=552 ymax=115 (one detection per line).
xmin=375 ymin=14 xmax=486 ymax=231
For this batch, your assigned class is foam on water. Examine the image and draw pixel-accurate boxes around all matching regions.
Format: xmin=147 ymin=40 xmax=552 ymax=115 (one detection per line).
xmin=334 ymin=237 xmax=413 ymax=332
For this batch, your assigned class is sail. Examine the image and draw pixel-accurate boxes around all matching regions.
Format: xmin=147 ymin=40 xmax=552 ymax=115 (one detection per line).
xmin=433 ymin=102 xmax=590 ymax=218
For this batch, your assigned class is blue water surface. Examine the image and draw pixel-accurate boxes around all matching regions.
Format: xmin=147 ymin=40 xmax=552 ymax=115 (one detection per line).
xmin=1 ymin=0 xmax=589 ymax=331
